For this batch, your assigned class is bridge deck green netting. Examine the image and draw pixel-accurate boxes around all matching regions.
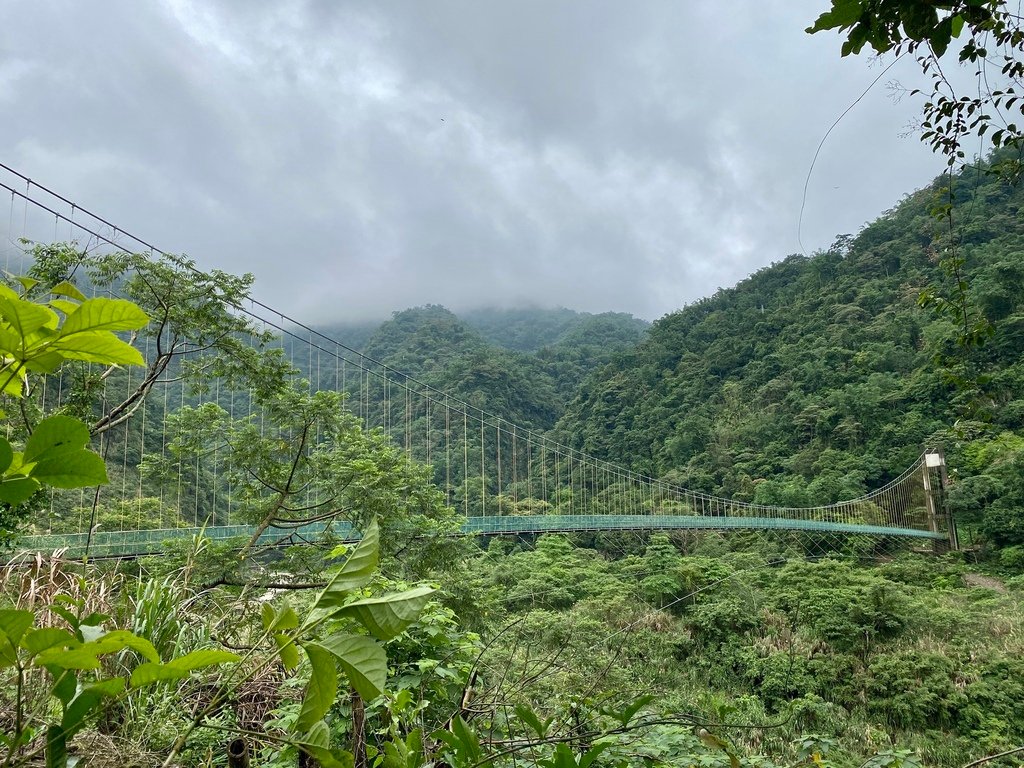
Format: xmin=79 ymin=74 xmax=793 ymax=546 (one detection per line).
xmin=18 ymin=515 xmax=945 ymax=559
xmin=0 ymin=165 xmax=957 ymax=560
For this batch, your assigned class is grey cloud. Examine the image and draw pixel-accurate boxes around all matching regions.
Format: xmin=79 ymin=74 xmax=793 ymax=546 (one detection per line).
xmin=1 ymin=0 xmax=950 ymax=323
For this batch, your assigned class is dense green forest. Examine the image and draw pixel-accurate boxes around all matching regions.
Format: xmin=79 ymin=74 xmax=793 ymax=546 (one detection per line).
xmin=5 ymin=152 xmax=1024 ymax=768
xmin=290 ymin=305 xmax=649 ymax=427
xmin=549 ymin=153 xmax=1024 ymax=557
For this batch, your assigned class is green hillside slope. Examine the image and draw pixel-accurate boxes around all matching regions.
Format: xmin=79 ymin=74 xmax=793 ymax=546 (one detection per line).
xmin=555 ymin=154 xmax=1024 ymax=551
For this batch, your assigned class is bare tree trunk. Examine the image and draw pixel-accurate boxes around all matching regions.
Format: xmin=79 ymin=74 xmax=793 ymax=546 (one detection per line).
xmin=351 ymin=689 xmax=367 ymax=768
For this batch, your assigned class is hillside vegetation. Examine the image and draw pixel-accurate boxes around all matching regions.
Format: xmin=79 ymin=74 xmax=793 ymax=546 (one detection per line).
xmin=554 ymin=153 xmax=1024 ymax=556
xmin=4 ymin=156 xmax=1024 ymax=768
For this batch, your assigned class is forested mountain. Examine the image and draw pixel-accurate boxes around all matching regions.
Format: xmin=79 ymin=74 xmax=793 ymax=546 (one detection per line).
xmin=292 ymin=304 xmax=650 ymax=430
xmin=555 ymin=151 xmax=1024 ymax=549
xmin=461 ymin=306 xmax=649 ymax=353
xmin=9 ymin=159 xmax=1024 ymax=768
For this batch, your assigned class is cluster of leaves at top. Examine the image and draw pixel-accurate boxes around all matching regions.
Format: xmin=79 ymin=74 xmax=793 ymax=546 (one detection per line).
xmin=0 ymin=279 xmax=147 ymax=505
xmin=808 ymin=0 xmax=1023 ymax=167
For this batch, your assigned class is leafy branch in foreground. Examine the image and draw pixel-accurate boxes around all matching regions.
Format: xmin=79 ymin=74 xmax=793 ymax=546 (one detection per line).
xmin=808 ymin=0 xmax=1024 ymax=176
xmin=1 ymin=519 xmax=437 ymax=768
xmin=0 ymin=278 xmax=149 ymax=536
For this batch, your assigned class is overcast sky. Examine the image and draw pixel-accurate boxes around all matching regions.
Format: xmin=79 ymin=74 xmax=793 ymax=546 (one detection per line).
xmin=0 ymin=1 xmax=963 ymax=322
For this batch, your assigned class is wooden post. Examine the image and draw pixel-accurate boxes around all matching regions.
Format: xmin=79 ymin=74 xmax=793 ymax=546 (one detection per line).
xmin=228 ymin=738 xmax=250 ymax=768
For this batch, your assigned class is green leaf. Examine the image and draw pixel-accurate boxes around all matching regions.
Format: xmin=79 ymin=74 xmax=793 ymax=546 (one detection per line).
xmin=129 ymin=648 xmax=240 ymax=688
xmin=260 ymin=602 xmax=274 ymax=630
xmin=47 ymin=666 xmax=77 ymax=706
xmin=931 ymin=16 xmax=953 ymax=56
xmin=61 ymin=677 xmax=126 ymax=738
xmin=46 ymin=604 xmax=79 ymax=630
xmin=0 ymin=294 xmax=57 ymax=338
xmin=48 ymin=299 xmax=81 ymax=317
xmin=262 ymin=600 xmax=300 ymax=632
xmin=50 ymin=281 xmax=87 ymax=302
xmin=807 ymin=0 xmax=864 ymax=32
xmin=59 ymin=297 xmax=149 ymax=335
xmin=0 ymin=609 xmax=34 ymax=666
xmin=0 ymin=437 xmax=13 ymax=474
xmin=22 ymin=628 xmax=78 ymax=657
xmin=0 ymin=361 xmax=27 ymax=397
xmin=47 ymin=332 xmax=146 ymax=367
xmin=515 ymin=704 xmax=550 ymax=738
xmin=22 ymin=351 xmax=65 ymax=374
xmin=546 ymin=743 xmax=578 ymax=768
xmin=950 ymin=13 xmax=964 ymax=38
xmin=0 ymin=326 xmax=23 ymax=355
xmin=36 ymin=645 xmax=101 ymax=670
xmin=296 ymin=642 xmax=339 ymax=731
xmin=319 ymin=633 xmax=387 ymax=702
xmin=24 ymin=416 xmax=91 ymax=463
xmin=295 ymin=721 xmax=355 ymax=768
xmin=274 ymin=633 xmax=300 ymax=671
xmin=579 ymin=741 xmax=612 ymax=768
xmin=0 ymin=475 xmax=39 ymax=505
xmin=381 ymin=729 xmax=424 ymax=768
xmin=314 ymin=520 xmax=380 ymax=612
xmin=336 ymin=586 xmax=436 ymax=641
xmin=45 ymin=724 xmax=67 ymax=768
xmin=604 ymin=694 xmax=655 ymax=726
xmin=37 ymin=630 xmax=159 ymax=670
xmin=442 ymin=720 xmax=481 ymax=765
xmin=30 ymin=451 xmax=109 ymax=488
xmin=0 ymin=610 xmax=34 ymax=645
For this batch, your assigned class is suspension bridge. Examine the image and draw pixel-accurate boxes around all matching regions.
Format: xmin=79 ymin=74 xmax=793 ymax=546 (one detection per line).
xmin=0 ymin=163 xmax=956 ymax=559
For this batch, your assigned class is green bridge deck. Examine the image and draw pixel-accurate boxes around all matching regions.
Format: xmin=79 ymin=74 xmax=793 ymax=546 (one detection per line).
xmin=15 ymin=515 xmax=944 ymax=559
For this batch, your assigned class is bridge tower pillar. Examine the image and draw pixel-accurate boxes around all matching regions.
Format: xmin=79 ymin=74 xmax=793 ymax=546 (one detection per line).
xmin=924 ymin=450 xmax=958 ymax=552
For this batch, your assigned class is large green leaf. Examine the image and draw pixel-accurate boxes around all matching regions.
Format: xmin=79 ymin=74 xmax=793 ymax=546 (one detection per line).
xmin=47 ymin=332 xmax=145 ymax=367
xmin=434 ymin=716 xmax=482 ymax=764
xmin=0 ymin=476 xmax=37 ymax=506
xmin=130 ymin=648 xmax=240 ymax=688
xmin=22 ymin=627 xmax=78 ymax=657
xmin=579 ymin=741 xmax=612 ymax=768
xmin=336 ymin=586 xmax=436 ymax=641
xmin=296 ymin=642 xmax=338 ymax=731
xmin=382 ymin=729 xmax=424 ymax=768
xmin=50 ymin=281 xmax=87 ymax=302
xmin=36 ymin=630 xmax=159 ymax=670
xmin=44 ymin=724 xmax=67 ymax=768
xmin=0 ymin=436 xmax=13 ymax=474
xmin=24 ymin=416 xmax=91 ymax=464
xmin=61 ymin=677 xmax=126 ymax=737
xmin=22 ymin=351 xmax=65 ymax=374
xmin=48 ymin=299 xmax=81 ymax=318
xmin=261 ymin=600 xmax=300 ymax=631
xmin=60 ymin=297 xmax=149 ymax=335
xmin=44 ymin=668 xmax=77 ymax=711
xmin=319 ymin=633 xmax=387 ymax=702
xmin=274 ymin=634 xmax=300 ymax=671
xmin=314 ymin=520 xmax=380 ymax=612
xmin=43 ymin=677 xmax=126 ymax=768
xmin=0 ymin=363 xmax=27 ymax=397
xmin=296 ymin=720 xmax=355 ymax=768
xmin=0 ymin=609 xmax=34 ymax=667
xmin=0 ymin=294 xmax=58 ymax=339
xmin=30 ymin=451 xmax=109 ymax=489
